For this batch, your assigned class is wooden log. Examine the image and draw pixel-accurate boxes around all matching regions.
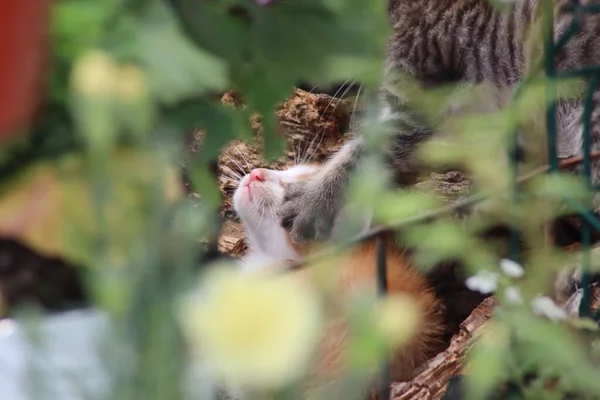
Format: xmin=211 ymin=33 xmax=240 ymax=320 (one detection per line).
xmin=210 ymin=88 xmax=486 ymax=400
xmin=391 ymin=297 xmax=498 ymax=400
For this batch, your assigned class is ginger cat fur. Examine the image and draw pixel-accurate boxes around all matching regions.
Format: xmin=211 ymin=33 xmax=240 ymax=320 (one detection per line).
xmin=232 ymin=163 xmax=447 ymax=397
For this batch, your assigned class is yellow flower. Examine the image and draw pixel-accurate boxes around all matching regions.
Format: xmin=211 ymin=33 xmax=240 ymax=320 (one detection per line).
xmin=70 ymin=50 xmax=117 ymax=97
xmin=376 ymin=294 xmax=420 ymax=347
xmin=115 ymin=64 xmax=149 ymax=102
xmin=179 ymin=265 xmax=323 ymax=390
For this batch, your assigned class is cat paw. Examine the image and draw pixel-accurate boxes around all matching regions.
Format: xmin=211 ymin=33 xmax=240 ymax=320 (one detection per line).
xmin=279 ymin=181 xmax=336 ymax=243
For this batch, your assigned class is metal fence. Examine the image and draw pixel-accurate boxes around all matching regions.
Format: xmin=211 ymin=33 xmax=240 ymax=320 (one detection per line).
xmin=376 ymin=0 xmax=600 ymax=396
xmin=283 ymin=1 xmax=600 ymax=397
xmin=533 ymin=0 xmax=600 ymax=319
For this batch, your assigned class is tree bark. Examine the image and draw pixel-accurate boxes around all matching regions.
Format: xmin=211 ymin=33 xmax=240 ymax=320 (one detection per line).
xmin=391 ymin=297 xmax=498 ymax=400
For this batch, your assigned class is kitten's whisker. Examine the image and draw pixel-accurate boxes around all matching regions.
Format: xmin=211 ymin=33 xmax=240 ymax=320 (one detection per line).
xmin=256 ymin=199 xmax=266 ymax=228
xmin=219 ymin=172 xmax=241 ymax=183
xmin=350 ymin=84 xmax=363 ymax=132
xmin=331 ymin=80 xmax=356 ymax=126
xmin=306 ymin=131 xmax=326 ymax=164
xmin=292 ymin=138 xmax=299 ymax=165
xmin=299 ymin=81 xmax=351 ymax=163
xmin=235 ymin=148 xmax=253 ymax=172
xmin=319 ymin=80 xmax=351 ymax=125
xmin=306 ymin=80 xmax=350 ymax=159
xmin=303 ymin=130 xmax=324 ymax=164
xmin=219 ymin=165 xmax=242 ymax=179
xmin=219 ymin=172 xmax=240 ymax=182
xmin=339 ymin=80 xmax=356 ymax=100
xmin=299 ymin=127 xmax=316 ymax=166
xmin=225 ymin=153 xmax=247 ymax=176
xmin=301 ymin=131 xmax=318 ymax=163
xmin=267 ymin=203 xmax=276 ymax=219
xmin=303 ymin=80 xmax=356 ymax=163
xmin=220 ymin=165 xmax=243 ymax=180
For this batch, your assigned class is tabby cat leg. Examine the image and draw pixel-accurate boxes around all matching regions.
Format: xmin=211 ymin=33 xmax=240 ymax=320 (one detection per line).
xmin=278 ymin=100 xmax=434 ymax=242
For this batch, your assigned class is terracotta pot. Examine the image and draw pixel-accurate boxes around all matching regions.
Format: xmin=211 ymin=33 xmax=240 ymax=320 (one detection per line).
xmin=0 ymin=0 xmax=50 ymax=142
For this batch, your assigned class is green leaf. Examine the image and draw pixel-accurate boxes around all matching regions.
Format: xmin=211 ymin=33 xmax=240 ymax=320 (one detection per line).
xmin=528 ymin=173 xmax=591 ymax=202
xmin=250 ymin=0 xmax=387 ymax=85
xmin=52 ymin=0 xmax=119 ymax=59
xmin=373 ymin=191 xmax=441 ymax=224
xmin=506 ymin=309 xmax=600 ymax=395
xmin=251 ymin=6 xmax=338 ymax=82
xmin=189 ymin=163 xmax=222 ymax=210
xmin=135 ymin=1 xmax=228 ymax=104
xmin=514 ymin=78 xmax=584 ymax=123
xmin=175 ymin=1 xmax=248 ymax=63
xmin=237 ymin=69 xmax=290 ymax=160
xmin=199 ymin=102 xmax=252 ymax=162
xmin=466 ymin=321 xmax=510 ymax=400
xmin=404 ymin=221 xmax=479 ymax=269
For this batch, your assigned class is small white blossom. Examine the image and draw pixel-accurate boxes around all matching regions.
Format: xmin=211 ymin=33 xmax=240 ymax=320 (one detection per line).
xmin=465 ymin=271 xmax=499 ymax=294
xmin=504 ymin=286 xmax=523 ymax=305
xmin=531 ymin=296 xmax=567 ymax=322
xmin=500 ymin=259 xmax=524 ymax=278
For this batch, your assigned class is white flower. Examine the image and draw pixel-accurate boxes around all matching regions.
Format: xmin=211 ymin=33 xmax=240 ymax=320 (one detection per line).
xmin=465 ymin=270 xmax=499 ymax=294
xmin=500 ymin=259 xmax=524 ymax=278
xmin=503 ymin=286 xmax=523 ymax=305
xmin=531 ymin=296 xmax=567 ymax=321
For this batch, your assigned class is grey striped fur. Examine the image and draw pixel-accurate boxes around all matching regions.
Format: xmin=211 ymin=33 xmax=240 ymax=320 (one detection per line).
xmin=279 ymin=0 xmax=600 ymax=243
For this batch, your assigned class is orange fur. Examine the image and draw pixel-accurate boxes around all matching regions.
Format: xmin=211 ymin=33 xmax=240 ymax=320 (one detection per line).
xmin=235 ymin=164 xmax=447 ymax=396
xmin=288 ymin=234 xmax=447 ymax=396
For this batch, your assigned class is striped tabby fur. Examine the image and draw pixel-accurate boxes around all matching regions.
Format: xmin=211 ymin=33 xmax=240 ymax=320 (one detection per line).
xmin=279 ymin=0 xmax=600 ymax=243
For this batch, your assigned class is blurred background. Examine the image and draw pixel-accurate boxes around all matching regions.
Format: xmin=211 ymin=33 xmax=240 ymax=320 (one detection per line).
xmin=2 ymin=1 xmax=600 ymax=399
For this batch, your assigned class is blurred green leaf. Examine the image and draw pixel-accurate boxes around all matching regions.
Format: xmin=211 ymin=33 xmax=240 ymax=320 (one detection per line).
xmin=176 ymin=1 xmax=248 ymax=63
xmin=189 ymin=163 xmax=222 ymax=211
xmin=513 ymin=78 xmax=584 ymax=124
xmin=251 ymin=6 xmax=336 ymax=81
xmin=528 ymin=173 xmax=591 ymax=202
xmin=405 ymin=221 xmax=478 ymax=269
xmin=373 ymin=191 xmax=441 ymax=224
xmin=135 ymin=1 xmax=228 ymax=104
xmin=52 ymin=0 xmax=118 ymax=59
xmin=237 ymin=69 xmax=289 ymax=160
xmin=466 ymin=321 xmax=510 ymax=400
xmin=507 ymin=309 xmax=600 ymax=396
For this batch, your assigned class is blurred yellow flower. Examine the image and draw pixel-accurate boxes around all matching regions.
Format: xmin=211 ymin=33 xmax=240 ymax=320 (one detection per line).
xmin=179 ymin=266 xmax=323 ymax=390
xmin=70 ymin=50 xmax=117 ymax=97
xmin=115 ymin=64 xmax=149 ymax=102
xmin=376 ymin=294 xmax=420 ymax=347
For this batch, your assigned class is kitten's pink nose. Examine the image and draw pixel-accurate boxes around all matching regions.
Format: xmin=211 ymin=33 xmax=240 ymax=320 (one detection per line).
xmin=249 ymin=168 xmax=265 ymax=183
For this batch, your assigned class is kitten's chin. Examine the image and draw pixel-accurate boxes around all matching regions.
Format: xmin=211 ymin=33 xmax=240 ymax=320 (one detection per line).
xmin=233 ymin=190 xmax=251 ymax=218
xmin=233 ymin=190 xmax=278 ymax=229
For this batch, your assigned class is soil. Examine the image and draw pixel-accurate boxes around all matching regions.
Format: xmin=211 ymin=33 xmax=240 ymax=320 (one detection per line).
xmin=185 ymin=89 xmax=473 ymax=258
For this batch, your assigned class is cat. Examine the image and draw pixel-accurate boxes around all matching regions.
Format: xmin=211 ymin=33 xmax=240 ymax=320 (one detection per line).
xmin=278 ymin=0 xmax=600 ymax=244
xmin=232 ymin=164 xmax=449 ymax=397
